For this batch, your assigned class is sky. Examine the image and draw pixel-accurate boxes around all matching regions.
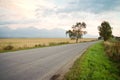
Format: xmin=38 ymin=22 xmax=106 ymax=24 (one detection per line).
xmin=0 ymin=0 xmax=120 ymax=37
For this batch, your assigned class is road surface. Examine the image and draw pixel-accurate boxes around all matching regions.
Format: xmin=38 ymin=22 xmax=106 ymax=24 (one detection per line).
xmin=0 ymin=41 xmax=97 ymax=80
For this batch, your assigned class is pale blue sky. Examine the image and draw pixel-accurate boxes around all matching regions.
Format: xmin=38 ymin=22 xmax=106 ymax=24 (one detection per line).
xmin=0 ymin=0 xmax=120 ymax=36
xmin=54 ymin=0 xmax=120 ymax=13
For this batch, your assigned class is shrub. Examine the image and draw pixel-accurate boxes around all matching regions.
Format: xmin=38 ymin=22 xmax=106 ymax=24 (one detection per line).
xmin=58 ymin=42 xmax=69 ymax=45
xmin=35 ymin=44 xmax=46 ymax=47
xmin=35 ymin=44 xmax=37 ymax=47
xmin=49 ymin=42 xmax=57 ymax=46
xmin=49 ymin=42 xmax=69 ymax=46
xmin=35 ymin=44 xmax=41 ymax=47
xmin=104 ymin=41 xmax=120 ymax=61
xmin=3 ymin=45 xmax=14 ymax=50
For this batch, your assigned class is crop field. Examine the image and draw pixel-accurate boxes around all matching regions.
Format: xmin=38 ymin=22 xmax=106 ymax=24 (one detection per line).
xmin=0 ymin=38 xmax=97 ymax=52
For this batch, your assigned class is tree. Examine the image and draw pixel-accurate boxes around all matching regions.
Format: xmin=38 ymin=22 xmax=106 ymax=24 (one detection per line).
xmin=66 ymin=22 xmax=87 ymax=43
xmin=98 ymin=21 xmax=112 ymax=41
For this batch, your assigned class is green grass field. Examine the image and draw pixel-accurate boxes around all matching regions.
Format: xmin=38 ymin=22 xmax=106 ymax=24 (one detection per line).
xmin=64 ymin=42 xmax=120 ymax=80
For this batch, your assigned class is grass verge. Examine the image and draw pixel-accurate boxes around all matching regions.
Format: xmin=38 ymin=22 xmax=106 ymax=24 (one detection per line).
xmin=64 ymin=42 xmax=120 ymax=80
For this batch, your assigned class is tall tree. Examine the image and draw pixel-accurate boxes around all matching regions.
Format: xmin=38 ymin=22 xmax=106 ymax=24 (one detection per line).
xmin=66 ymin=22 xmax=87 ymax=43
xmin=98 ymin=21 xmax=112 ymax=41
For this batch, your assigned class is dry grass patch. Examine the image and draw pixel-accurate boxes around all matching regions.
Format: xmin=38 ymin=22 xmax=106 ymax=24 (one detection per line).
xmin=104 ymin=41 xmax=120 ymax=61
xmin=0 ymin=38 xmax=97 ymax=52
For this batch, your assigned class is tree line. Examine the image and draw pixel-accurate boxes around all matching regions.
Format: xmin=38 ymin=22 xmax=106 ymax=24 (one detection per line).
xmin=66 ymin=21 xmax=115 ymax=42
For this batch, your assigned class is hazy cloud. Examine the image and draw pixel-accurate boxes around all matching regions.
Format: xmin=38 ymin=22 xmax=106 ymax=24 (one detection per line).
xmin=64 ymin=0 xmax=120 ymax=13
xmin=0 ymin=0 xmax=120 ymax=37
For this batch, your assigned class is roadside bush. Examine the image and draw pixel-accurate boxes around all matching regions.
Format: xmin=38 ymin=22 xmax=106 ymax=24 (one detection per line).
xmin=49 ymin=42 xmax=57 ymax=46
xmin=35 ymin=44 xmax=42 ymax=47
xmin=104 ymin=41 xmax=120 ymax=61
xmin=35 ymin=44 xmax=46 ymax=47
xmin=49 ymin=42 xmax=69 ymax=46
xmin=3 ymin=45 xmax=14 ymax=50
xmin=58 ymin=42 xmax=69 ymax=45
xmin=35 ymin=44 xmax=38 ymax=47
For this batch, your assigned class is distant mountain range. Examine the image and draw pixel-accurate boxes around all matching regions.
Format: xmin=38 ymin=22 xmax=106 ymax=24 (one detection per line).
xmin=0 ymin=27 xmax=97 ymax=38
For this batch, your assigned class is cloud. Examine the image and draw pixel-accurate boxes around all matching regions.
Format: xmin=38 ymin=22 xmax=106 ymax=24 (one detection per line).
xmin=0 ymin=0 xmax=120 ymax=37
xmin=0 ymin=26 xmax=67 ymax=38
xmin=57 ymin=0 xmax=120 ymax=13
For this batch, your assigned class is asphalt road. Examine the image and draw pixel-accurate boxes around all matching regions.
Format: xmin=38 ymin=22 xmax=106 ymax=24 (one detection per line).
xmin=0 ymin=41 xmax=97 ymax=80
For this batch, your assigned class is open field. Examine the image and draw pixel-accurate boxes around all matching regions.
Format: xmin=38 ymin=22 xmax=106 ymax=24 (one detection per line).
xmin=0 ymin=38 xmax=97 ymax=52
